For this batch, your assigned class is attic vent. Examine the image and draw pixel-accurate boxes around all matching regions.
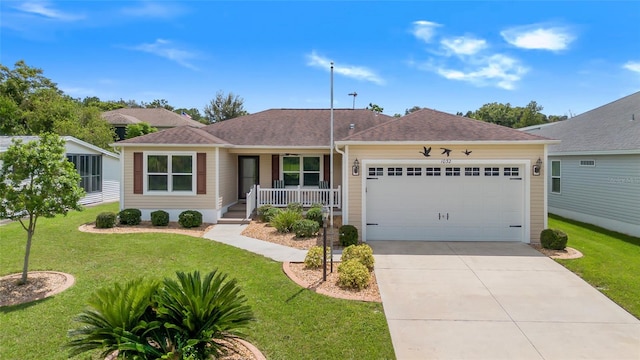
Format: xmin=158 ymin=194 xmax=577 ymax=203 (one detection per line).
xmin=349 ymin=123 xmax=355 ymax=129
xmin=579 ymin=160 xmax=596 ymax=167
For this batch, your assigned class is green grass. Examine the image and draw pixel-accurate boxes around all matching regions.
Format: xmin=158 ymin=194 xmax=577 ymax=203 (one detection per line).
xmin=0 ymin=203 xmax=394 ymax=360
xmin=549 ymin=214 xmax=640 ymax=319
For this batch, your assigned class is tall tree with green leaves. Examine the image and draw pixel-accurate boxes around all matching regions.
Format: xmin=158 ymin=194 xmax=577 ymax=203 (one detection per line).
xmin=125 ymin=122 xmax=158 ymax=139
xmin=366 ymin=103 xmax=384 ymax=113
xmin=203 ymin=91 xmax=248 ymax=123
xmin=0 ymin=134 xmax=84 ymax=284
xmin=174 ymin=107 xmax=205 ymax=124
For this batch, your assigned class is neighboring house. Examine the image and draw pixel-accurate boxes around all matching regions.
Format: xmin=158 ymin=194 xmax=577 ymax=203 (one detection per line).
xmin=112 ymin=108 xmax=555 ymax=243
xmin=0 ymin=136 xmax=120 ymax=205
xmin=522 ymin=91 xmax=640 ymax=237
xmin=102 ymin=108 xmax=206 ymax=140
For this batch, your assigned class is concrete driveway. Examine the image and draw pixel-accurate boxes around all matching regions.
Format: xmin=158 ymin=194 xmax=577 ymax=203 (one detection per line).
xmin=370 ymin=241 xmax=640 ymax=360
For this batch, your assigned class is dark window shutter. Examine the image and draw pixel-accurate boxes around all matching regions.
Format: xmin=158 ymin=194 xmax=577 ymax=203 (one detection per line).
xmin=272 ymin=154 xmax=279 ymax=182
xmin=197 ymin=153 xmax=206 ymax=194
xmin=133 ymin=152 xmax=143 ymax=194
xmin=323 ymin=154 xmax=330 ymax=182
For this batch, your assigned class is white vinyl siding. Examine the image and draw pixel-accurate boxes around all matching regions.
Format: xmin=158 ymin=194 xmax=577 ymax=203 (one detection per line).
xmin=551 ymin=160 xmax=561 ymax=193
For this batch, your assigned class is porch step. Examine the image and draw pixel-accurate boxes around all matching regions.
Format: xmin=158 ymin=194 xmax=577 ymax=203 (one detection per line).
xmin=217 ymin=217 xmax=251 ymax=225
xmin=228 ymin=203 xmax=247 ymax=212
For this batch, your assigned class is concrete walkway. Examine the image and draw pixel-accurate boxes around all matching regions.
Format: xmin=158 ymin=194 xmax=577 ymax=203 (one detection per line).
xmin=370 ymin=241 xmax=640 ymax=360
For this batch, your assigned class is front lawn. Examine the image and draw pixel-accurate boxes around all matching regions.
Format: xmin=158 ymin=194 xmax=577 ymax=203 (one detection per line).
xmin=549 ymin=214 xmax=640 ymax=319
xmin=0 ymin=203 xmax=394 ymax=359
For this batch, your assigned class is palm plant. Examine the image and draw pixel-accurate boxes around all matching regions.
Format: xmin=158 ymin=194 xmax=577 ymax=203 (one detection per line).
xmin=156 ymin=271 xmax=255 ymax=359
xmin=66 ymin=270 xmax=255 ymax=359
xmin=66 ymin=278 xmax=163 ymax=359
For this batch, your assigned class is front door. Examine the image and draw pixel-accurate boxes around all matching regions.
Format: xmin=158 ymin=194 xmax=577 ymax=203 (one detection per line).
xmin=238 ymin=156 xmax=259 ymax=199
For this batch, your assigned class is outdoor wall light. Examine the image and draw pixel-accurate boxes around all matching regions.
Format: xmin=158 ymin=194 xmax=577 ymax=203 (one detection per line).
xmin=533 ymin=157 xmax=542 ymax=176
xmin=352 ymin=158 xmax=360 ymax=176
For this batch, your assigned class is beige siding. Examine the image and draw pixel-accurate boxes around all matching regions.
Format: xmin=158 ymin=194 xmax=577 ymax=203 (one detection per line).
xmin=218 ymin=149 xmax=237 ymax=208
xmin=122 ymin=147 xmax=217 ymax=211
xmin=344 ymin=144 xmax=546 ymax=243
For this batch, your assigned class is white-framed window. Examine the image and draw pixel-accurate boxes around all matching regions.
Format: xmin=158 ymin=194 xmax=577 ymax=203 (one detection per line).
xmin=504 ymin=167 xmax=520 ymax=177
xmin=282 ymin=156 xmax=321 ymax=187
xmin=426 ymin=167 xmax=441 ymax=176
xmin=464 ymin=167 xmax=480 ymax=176
xmin=144 ymin=152 xmax=196 ymax=194
xmin=387 ymin=167 xmax=402 ymax=176
xmin=368 ymin=167 xmax=383 ymax=176
xmin=551 ymin=160 xmax=561 ymax=194
xmin=67 ymin=154 xmax=102 ymax=193
xmin=407 ymin=167 xmax=422 ymax=176
xmin=579 ymin=160 xmax=596 ymax=167
xmin=445 ymin=167 xmax=461 ymax=176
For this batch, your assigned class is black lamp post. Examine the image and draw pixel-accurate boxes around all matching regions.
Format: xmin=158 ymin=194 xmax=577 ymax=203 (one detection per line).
xmin=322 ymin=206 xmax=329 ymax=281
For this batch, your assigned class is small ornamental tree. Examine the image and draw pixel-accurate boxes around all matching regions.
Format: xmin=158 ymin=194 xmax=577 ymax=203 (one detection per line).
xmin=0 ymin=133 xmax=85 ymax=284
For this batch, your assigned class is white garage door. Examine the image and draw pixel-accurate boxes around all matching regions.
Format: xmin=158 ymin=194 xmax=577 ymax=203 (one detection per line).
xmin=365 ymin=164 xmax=525 ymax=241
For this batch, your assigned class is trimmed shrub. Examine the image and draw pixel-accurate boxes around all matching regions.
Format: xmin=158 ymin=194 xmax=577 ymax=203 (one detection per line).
xmin=257 ymin=205 xmax=274 ymax=222
xmin=342 ymin=244 xmax=375 ymax=271
xmin=305 ymin=207 xmax=323 ymax=227
xmin=339 ymin=225 xmax=359 ymax=247
xmin=270 ymin=210 xmax=303 ymax=233
xmin=95 ymin=212 xmax=117 ymax=229
xmin=118 ymin=208 xmax=141 ymax=225
xmin=540 ymin=228 xmax=568 ymax=250
xmin=287 ymin=202 xmax=303 ymax=214
xmin=310 ymin=203 xmax=324 ymax=209
xmin=178 ymin=210 xmax=203 ymax=228
xmin=262 ymin=207 xmax=282 ymax=223
xmin=293 ymin=219 xmax=320 ymax=238
xmin=151 ymin=210 xmax=170 ymax=226
xmin=337 ymin=259 xmax=370 ymax=290
xmin=304 ymin=246 xmax=330 ymax=269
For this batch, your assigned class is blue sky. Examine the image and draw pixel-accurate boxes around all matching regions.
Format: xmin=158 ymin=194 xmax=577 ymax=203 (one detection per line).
xmin=1 ymin=1 xmax=639 ymax=117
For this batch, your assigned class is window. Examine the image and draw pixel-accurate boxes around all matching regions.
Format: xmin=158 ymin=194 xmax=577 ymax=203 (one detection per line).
xmin=580 ymin=160 xmax=595 ymax=167
xmin=388 ymin=167 xmax=402 ymax=176
xmin=464 ymin=167 xmax=480 ymax=176
xmin=283 ymin=156 xmax=320 ymax=187
xmin=504 ymin=167 xmax=520 ymax=177
xmin=368 ymin=167 xmax=383 ymax=176
xmin=445 ymin=167 xmax=460 ymax=176
xmin=426 ymin=167 xmax=441 ymax=176
xmin=484 ymin=167 xmax=500 ymax=176
xmin=551 ymin=160 xmax=561 ymax=193
xmin=67 ymin=154 xmax=102 ymax=193
xmin=145 ymin=153 xmax=195 ymax=193
xmin=407 ymin=167 xmax=422 ymax=176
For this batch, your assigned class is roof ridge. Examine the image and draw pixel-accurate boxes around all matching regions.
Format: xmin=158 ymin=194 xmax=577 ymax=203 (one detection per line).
xmin=571 ymin=91 xmax=640 ymax=118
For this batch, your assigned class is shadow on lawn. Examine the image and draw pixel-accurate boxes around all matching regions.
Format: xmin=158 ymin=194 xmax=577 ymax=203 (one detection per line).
xmin=0 ymin=296 xmax=52 ymax=314
xmin=549 ymin=213 xmax=640 ymax=248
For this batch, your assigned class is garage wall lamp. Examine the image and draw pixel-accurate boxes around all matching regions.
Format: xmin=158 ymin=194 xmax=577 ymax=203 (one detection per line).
xmin=352 ymin=158 xmax=360 ymax=176
xmin=533 ymin=157 xmax=542 ymax=176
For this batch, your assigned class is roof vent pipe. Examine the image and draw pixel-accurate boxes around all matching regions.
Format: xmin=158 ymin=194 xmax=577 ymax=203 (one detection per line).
xmin=632 ymin=114 xmax=635 ymax=121
xmin=349 ymin=123 xmax=355 ymax=129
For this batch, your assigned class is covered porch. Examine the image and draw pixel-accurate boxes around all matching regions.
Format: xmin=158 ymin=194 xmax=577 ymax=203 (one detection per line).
xmin=241 ymin=184 xmax=341 ymax=220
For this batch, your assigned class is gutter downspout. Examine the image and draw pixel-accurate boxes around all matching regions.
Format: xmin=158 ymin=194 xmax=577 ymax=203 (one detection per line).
xmin=335 ymin=144 xmax=347 ymax=224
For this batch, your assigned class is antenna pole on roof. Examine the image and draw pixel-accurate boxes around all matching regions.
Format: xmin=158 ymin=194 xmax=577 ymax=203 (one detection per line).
xmin=348 ymin=92 xmax=358 ymax=110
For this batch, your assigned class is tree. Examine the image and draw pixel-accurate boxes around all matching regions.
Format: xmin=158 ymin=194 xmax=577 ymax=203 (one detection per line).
xmin=174 ymin=107 xmax=205 ymax=124
xmin=366 ymin=103 xmax=384 ymax=113
xmin=125 ymin=122 xmax=158 ymax=139
xmin=405 ymin=106 xmax=423 ymax=115
xmin=203 ymin=91 xmax=248 ymax=123
xmin=145 ymin=98 xmax=174 ymax=111
xmin=0 ymin=134 xmax=84 ymax=284
xmin=81 ymin=96 xmax=126 ymax=111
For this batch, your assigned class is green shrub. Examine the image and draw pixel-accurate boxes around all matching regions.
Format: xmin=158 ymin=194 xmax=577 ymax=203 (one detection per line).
xmin=342 ymin=244 xmax=375 ymax=271
xmin=151 ymin=210 xmax=170 ymax=226
xmin=262 ymin=207 xmax=282 ymax=223
xmin=118 ymin=208 xmax=141 ymax=225
xmin=337 ymin=259 xmax=370 ymax=290
xmin=305 ymin=207 xmax=324 ymax=227
xmin=257 ymin=205 xmax=274 ymax=222
xmin=95 ymin=212 xmax=116 ymax=229
xmin=310 ymin=203 xmax=324 ymax=209
xmin=540 ymin=228 xmax=568 ymax=250
xmin=304 ymin=246 xmax=330 ymax=269
xmin=293 ymin=219 xmax=320 ymax=238
xmin=339 ymin=225 xmax=359 ymax=247
xmin=179 ymin=210 xmax=203 ymax=228
xmin=287 ymin=202 xmax=303 ymax=213
xmin=270 ymin=210 xmax=303 ymax=233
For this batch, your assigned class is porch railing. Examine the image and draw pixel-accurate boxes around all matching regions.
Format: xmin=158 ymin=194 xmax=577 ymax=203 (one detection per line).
xmin=257 ymin=185 xmax=341 ymax=208
xmin=246 ymin=184 xmax=257 ymax=219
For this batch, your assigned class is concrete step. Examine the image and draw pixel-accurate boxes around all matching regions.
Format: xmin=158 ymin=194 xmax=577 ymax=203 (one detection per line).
xmin=228 ymin=203 xmax=247 ymax=212
xmin=217 ymin=218 xmax=251 ymax=225
xmin=223 ymin=210 xmax=246 ymax=218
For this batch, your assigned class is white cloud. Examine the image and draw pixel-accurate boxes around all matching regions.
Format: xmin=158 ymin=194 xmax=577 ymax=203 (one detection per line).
xmin=435 ymin=54 xmax=528 ymax=90
xmin=501 ymin=25 xmax=575 ymax=51
xmin=623 ymin=61 xmax=640 ymax=73
xmin=411 ymin=20 xmax=441 ymax=43
xmin=441 ymin=36 xmax=487 ymax=55
xmin=14 ymin=1 xmax=84 ymax=21
xmin=121 ymin=2 xmax=184 ymax=18
xmin=129 ymin=39 xmax=199 ymax=70
xmin=306 ymin=51 xmax=385 ymax=85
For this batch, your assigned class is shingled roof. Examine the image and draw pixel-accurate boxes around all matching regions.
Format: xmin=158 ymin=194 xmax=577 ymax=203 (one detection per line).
xmin=342 ymin=108 xmax=549 ymax=142
xmin=522 ymin=91 xmax=640 ymax=153
xmin=102 ymin=108 xmax=206 ymax=128
xmin=114 ymin=108 xmax=551 ymax=147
